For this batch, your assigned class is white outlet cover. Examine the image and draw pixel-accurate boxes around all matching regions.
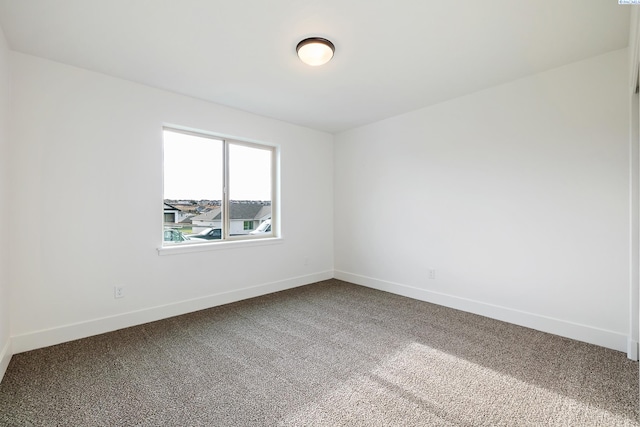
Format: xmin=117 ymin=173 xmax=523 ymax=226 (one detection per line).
xmin=114 ymin=286 xmax=124 ymax=298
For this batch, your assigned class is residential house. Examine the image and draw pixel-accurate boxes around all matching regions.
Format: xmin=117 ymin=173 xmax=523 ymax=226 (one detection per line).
xmin=191 ymin=203 xmax=271 ymax=235
xmin=163 ymin=202 xmax=193 ymax=225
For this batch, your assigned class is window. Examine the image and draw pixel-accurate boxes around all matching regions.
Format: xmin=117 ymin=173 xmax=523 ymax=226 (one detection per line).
xmin=162 ymin=127 xmax=276 ymax=246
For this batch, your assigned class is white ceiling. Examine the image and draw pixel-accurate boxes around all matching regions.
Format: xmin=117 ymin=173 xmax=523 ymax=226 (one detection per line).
xmin=0 ymin=1 xmax=631 ymax=133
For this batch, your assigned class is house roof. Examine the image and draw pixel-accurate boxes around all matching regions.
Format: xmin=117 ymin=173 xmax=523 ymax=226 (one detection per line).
xmin=178 ymin=214 xmax=195 ymax=224
xmin=163 ymin=203 xmax=181 ymax=213
xmin=191 ymin=207 xmax=222 ymax=222
xmin=191 ymin=204 xmax=270 ymax=221
xmin=0 ymin=2 xmax=629 ymax=133
xmin=255 ymin=205 xmax=272 ymax=221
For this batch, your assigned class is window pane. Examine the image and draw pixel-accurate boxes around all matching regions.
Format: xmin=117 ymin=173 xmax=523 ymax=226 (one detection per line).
xmin=228 ymin=143 xmax=272 ymax=236
xmin=163 ymin=130 xmax=223 ymax=244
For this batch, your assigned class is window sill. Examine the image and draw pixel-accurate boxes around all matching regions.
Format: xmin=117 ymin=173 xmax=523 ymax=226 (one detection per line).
xmin=157 ymin=237 xmax=284 ymax=256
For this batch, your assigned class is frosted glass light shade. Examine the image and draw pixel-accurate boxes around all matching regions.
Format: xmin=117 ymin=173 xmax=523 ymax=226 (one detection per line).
xmin=296 ymin=38 xmax=335 ymax=66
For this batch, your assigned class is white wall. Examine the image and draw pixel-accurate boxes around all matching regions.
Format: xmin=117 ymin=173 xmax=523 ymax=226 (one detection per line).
xmin=335 ymin=49 xmax=630 ymax=352
xmin=9 ymin=52 xmax=334 ymax=352
xmin=627 ymin=8 xmax=640 ymax=361
xmin=0 ymin=25 xmax=11 ymax=378
xmin=3 ymin=42 xmax=631 ymax=359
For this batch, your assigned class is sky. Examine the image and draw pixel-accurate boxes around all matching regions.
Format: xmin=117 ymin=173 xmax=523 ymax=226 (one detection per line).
xmin=163 ymin=130 xmax=271 ymax=201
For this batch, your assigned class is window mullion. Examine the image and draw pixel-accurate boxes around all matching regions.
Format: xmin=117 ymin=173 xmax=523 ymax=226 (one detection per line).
xmin=271 ymin=147 xmax=277 ymax=237
xmin=222 ymin=140 xmax=230 ymax=240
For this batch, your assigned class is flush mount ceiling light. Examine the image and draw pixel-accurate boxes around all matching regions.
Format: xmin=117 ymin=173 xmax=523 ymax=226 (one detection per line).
xmin=296 ymin=37 xmax=335 ymax=66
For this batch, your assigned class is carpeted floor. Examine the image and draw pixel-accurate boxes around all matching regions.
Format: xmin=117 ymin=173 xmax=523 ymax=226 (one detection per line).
xmin=0 ymin=279 xmax=638 ymax=426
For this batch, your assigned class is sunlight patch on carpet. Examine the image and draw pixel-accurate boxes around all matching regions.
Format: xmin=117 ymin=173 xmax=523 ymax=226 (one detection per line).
xmin=279 ymin=342 xmax=637 ymax=426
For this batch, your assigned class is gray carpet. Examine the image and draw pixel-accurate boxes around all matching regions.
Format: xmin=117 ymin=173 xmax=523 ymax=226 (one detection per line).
xmin=0 ymin=279 xmax=637 ymax=426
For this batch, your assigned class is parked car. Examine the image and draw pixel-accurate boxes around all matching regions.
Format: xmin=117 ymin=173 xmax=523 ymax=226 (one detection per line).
xmin=164 ymin=228 xmax=190 ymax=242
xmin=250 ymin=219 xmax=271 ymax=235
xmin=187 ymin=227 xmax=222 ymax=240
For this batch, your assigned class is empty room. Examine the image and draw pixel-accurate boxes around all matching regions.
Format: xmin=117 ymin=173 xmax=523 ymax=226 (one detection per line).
xmin=0 ymin=1 xmax=639 ymax=425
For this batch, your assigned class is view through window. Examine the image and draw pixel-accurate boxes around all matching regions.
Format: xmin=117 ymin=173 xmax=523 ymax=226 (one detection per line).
xmin=163 ymin=128 xmax=275 ymax=245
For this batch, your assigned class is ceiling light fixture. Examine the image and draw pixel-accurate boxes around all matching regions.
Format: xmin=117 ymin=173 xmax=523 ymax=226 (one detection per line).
xmin=296 ymin=37 xmax=335 ymax=66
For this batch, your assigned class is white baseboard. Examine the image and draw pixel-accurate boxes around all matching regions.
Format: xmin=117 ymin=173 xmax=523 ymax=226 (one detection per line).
xmin=0 ymin=338 xmax=11 ymax=384
xmin=12 ymin=270 xmax=333 ymax=354
xmin=335 ymin=270 xmax=629 ymax=354
xmin=627 ymin=339 xmax=639 ymax=361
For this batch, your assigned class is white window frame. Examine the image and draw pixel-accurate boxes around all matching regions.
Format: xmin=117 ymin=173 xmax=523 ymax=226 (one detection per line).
xmin=159 ymin=126 xmax=279 ymax=253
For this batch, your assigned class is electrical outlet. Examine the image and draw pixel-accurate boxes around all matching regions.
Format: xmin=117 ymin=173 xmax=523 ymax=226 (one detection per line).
xmin=428 ymin=269 xmax=436 ymax=280
xmin=114 ymin=285 xmax=125 ymax=299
